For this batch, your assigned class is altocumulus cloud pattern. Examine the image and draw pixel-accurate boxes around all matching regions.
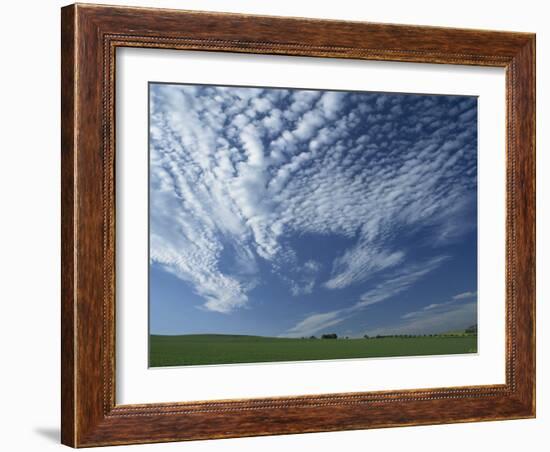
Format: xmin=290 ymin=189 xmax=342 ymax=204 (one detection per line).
xmin=149 ymin=83 xmax=478 ymax=338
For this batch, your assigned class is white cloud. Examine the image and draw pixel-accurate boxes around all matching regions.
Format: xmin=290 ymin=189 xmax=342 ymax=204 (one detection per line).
xmin=320 ymin=91 xmax=346 ymax=119
xmin=324 ymin=245 xmax=405 ymax=290
xmin=453 ymin=291 xmax=477 ymax=300
xmin=288 ymin=260 xmax=322 ymax=296
xmin=356 ymin=256 xmax=448 ymax=308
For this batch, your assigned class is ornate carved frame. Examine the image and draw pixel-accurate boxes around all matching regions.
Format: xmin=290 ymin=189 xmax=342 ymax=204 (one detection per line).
xmin=61 ymin=3 xmax=535 ymax=447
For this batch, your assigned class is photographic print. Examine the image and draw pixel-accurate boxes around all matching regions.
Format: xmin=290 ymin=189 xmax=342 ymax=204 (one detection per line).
xmin=148 ymin=82 xmax=478 ymax=367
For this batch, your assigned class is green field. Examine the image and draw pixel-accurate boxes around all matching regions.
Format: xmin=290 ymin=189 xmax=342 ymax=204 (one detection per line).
xmin=149 ymin=334 xmax=477 ymax=367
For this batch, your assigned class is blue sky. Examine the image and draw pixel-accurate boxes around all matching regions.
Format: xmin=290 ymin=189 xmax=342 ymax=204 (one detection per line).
xmin=148 ymin=83 xmax=478 ymax=338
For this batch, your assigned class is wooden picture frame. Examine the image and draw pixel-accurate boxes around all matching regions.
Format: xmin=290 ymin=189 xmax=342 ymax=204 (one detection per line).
xmin=61 ymin=3 xmax=535 ymax=447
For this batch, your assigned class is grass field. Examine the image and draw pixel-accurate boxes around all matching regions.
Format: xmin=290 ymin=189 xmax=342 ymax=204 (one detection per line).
xmin=149 ymin=334 xmax=477 ymax=367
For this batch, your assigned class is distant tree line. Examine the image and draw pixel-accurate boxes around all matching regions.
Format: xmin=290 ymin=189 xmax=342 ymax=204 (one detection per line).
xmin=363 ymin=325 xmax=478 ymax=339
xmin=321 ymin=333 xmax=338 ymax=339
xmin=299 ymin=333 xmax=339 ymax=339
xmin=364 ymin=334 xmax=437 ymax=339
xmin=299 ymin=325 xmax=477 ymax=340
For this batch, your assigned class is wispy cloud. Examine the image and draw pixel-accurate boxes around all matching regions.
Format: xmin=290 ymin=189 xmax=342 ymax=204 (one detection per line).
xmin=285 ymin=256 xmax=448 ymax=337
xmin=367 ymin=299 xmax=477 ymax=336
xmin=356 ymin=256 xmax=447 ymax=308
xmin=324 ymin=246 xmax=405 ymax=290
xmin=362 ymin=289 xmax=479 ymax=334
xmin=150 ymin=84 xmax=477 ymax=315
xmin=453 ymin=291 xmax=477 ymax=300
xmin=285 ymin=311 xmax=347 ymax=338
xmin=288 ymin=260 xmax=322 ymax=296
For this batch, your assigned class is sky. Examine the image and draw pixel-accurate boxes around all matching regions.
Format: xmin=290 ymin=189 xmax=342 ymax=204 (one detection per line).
xmin=148 ymin=82 xmax=478 ymax=338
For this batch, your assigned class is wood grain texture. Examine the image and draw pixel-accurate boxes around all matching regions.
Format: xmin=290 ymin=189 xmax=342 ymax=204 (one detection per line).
xmin=60 ymin=5 xmax=76 ymax=446
xmin=61 ymin=3 xmax=536 ymax=447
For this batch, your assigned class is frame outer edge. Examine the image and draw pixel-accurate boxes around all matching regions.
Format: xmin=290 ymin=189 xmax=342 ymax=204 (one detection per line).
xmin=61 ymin=3 xmax=77 ymax=448
xmin=531 ymin=35 xmax=536 ymax=417
xmin=60 ymin=3 xmax=536 ymax=447
xmin=514 ymin=35 xmax=536 ymax=416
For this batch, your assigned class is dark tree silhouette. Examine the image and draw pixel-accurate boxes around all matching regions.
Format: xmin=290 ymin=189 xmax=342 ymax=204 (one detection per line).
xmin=321 ymin=333 xmax=338 ymax=339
